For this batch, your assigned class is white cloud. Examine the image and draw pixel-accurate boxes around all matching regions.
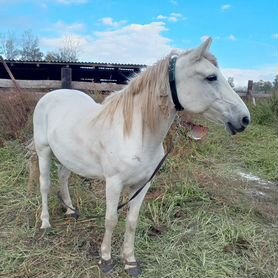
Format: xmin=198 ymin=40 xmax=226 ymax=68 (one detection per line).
xmin=168 ymin=16 xmax=178 ymax=22
xmin=272 ymin=33 xmax=278 ymax=39
xmin=100 ymin=17 xmax=127 ymax=28
xmin=221 ymin=4 xmax=232 ymax=11
xmin=223 ymin=66 xmax=277 ymax=87
xmin=156 ymin=12 xmax=186 ymax=22
xmin=56 ymin=0 xmax=87 ymax=4
xmin=40 ymin=20 xmax=276 ymax=87
xmin=51 ymin=21 xmax=85 ymax=33
xmin=171 ymin=12 xmax=183 ymax=17
xmin=101 ymin=17 xmax=114 ymax=26
xmin=157 ymin=15 xmax=167 ymax=20
xmin=40 ymin=22 xmax=173 ymax=65
xmin=228 ymin=34 xmax=237 ymax=41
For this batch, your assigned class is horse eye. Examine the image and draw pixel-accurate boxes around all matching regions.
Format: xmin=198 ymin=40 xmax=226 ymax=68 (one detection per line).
xmin=206 ymin=75 xmax=217 ymax=81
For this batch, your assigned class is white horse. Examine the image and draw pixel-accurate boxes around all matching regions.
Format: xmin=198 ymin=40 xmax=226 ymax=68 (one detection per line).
xmin=30 ymin=38 xmax=250 ymax=276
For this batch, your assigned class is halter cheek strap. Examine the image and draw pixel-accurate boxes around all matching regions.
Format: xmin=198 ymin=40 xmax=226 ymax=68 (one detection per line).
xmin=169 ymin=56 xmax=184 ymax=111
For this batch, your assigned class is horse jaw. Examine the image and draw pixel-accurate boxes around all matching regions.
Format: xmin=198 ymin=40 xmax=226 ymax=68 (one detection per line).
xmin=202 ymin=88 xmax=251 ymax=135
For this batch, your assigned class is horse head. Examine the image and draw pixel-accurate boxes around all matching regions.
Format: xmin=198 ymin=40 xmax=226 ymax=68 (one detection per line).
xmin=175 ymin=38 xmax=250 ymax=134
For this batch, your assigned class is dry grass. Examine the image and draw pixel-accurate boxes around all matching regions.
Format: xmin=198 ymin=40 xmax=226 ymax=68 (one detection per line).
xmin=0 ymin=89 xmax=106 ymax=145
xmin=0 ymin=90 xmax=39 ymax=144
xmin=0 ymin=92 xmax=278 ymax=277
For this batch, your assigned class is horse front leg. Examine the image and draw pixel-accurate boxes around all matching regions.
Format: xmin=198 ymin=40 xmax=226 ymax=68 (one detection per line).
xmin=100 ymin=177 xmax=123 ymax=273
xmin=123 ymin=182 xmax=151 ymax=276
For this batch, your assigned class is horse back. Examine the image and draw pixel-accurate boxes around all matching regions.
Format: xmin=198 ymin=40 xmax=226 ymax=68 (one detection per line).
xmin=33 ymin=89 xmax=101 ymax=147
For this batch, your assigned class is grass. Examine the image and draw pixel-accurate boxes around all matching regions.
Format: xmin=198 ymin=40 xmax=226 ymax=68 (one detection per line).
xmin=0 ymin=98 xmax=278 ymax=277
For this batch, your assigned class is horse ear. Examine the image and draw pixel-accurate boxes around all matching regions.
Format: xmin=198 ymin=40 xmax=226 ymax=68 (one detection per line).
xmin=192 ymin=37 xmax=212 ymax=61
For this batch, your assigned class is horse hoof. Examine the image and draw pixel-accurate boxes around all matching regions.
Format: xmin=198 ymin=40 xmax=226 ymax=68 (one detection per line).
xmin=69 ymin=210 xmax=80 ymax=220
xmin=40 ymin=221 xmax=51 ymax=229
xmin=125 ymin=262 xmax=142 ymax=277
xmin=99 ymin=258 xmax=114 ymax=274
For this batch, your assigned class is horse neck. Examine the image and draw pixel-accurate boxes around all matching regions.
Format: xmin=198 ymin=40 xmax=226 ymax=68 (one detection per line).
xmin=141 ymin=102 xmax=177 ymax=149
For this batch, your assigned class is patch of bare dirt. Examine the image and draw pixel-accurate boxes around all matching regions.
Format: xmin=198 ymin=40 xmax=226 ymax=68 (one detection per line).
xmin=193 ymin=168 xmax=278 ymax=223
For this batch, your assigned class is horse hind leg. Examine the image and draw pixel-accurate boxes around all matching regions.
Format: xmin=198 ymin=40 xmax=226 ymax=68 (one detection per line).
xmin=57 ymin=165 xmax=77 ymax=217
xmin=26 ymin=140 xmax=40 ymax=194
xmin=37 ymin=146 xmax=52 ymax=229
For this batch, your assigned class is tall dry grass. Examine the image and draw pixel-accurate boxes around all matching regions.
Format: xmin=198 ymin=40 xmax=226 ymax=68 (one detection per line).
xmin=0 ymin=89 xmax=108 ymax=146
xmin=247 ymin=90 xmax=278 ymax=126
xmin=0 ymin=90 xmax=40 ymax=144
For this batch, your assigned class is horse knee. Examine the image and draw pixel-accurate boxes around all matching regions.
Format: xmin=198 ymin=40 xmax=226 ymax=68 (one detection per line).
xmin=58 ymin=165 xmax=71 ymax=181
xmin=127 ymin=216 xmax=138 ymax=233
xmin=105 ymin=216 xmax=118 ymax=230
xmin=40 ymin=179 xmax=50 ymax=194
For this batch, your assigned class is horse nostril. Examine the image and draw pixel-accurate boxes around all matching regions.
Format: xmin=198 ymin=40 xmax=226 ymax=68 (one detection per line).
xmin=241 ymin=116 xmax=250 ymax=126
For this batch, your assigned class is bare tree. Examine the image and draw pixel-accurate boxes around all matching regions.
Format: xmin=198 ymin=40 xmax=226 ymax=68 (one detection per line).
xmin=0 ymin=32 xmax=20 ymax=60
xmin=44 ymin=51 xmax=61 ymax=61
xmin=59 ymin=35 xmax=80 ymax=62
xmin=19 ymin=30 xmax=43 ymax=61
xmin=45 ymin=35 xmax=80 ymax=62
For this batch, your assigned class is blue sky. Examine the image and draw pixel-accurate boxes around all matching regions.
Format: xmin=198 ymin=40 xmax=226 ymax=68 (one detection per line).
xmin=0 ymin=0 xmax=277 ymax=86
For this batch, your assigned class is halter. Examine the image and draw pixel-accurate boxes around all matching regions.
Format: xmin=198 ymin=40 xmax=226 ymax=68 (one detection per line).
xmin=169 ymin=55 xmax=184 ymax=111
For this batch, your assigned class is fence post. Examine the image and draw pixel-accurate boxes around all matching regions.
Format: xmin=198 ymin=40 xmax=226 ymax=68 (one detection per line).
xmin=247 ymin=80 xmax=256 ymax=106
xmin=0 ymin=56 xmax=22 ymax=93
xmin=61 ymin=67 xmax=72 ymax=89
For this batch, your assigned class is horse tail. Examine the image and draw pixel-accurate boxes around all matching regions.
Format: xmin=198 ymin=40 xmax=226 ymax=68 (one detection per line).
xmin=26 ymin=140 xmax=40 ymax=193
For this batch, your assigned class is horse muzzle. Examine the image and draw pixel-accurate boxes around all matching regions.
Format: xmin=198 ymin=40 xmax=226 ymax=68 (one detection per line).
xmin=226 ymin=116 xmax=250 ymax=135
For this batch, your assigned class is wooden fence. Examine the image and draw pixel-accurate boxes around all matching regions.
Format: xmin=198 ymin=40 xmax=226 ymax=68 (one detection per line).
xmin=0 ymin=58 xmax=273 ymax=100
xmin=0 ymin=79 xmax=124 ymax=92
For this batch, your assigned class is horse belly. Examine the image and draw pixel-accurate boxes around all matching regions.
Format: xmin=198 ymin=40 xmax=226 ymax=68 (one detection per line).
xmin=54 ymin=152 xmax=103 ymax=178
xmin=48 ymin=127 xmax=104 ymax=178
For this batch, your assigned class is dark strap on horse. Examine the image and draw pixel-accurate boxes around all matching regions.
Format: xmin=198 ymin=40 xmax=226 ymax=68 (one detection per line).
xmin=169 ymin=56 xmax=184 ymax=111
xmin=57 ymin=56 xmax=181 ymax=215
xmin=57 ymin=142 xmax=174 ymax=216
xmin=57 ymin=191 xmax=80 ymax=219
xmin=117 ymin=142 xmax=174 ymax=211
xmin=117 ymin=56 xmax=181 ymax=208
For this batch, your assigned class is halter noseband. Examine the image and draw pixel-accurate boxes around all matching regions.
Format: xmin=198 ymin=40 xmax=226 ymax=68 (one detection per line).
xmin=169 ymin=56 xmax=184 ymax=111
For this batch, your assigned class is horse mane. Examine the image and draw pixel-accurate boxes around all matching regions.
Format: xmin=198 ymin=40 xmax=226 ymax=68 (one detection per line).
xmin=95 ymin=50 xmax=218 ymax=136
